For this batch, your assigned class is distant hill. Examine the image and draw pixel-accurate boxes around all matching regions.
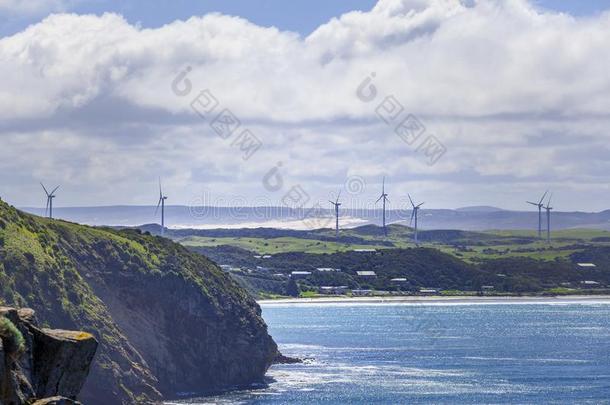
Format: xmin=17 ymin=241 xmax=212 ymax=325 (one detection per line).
xmin=0 ymin=200 xmax=278 ymax=404
xmin=456 ymin=206 xmax=505 ymax=212
xmin=20 ymin=205 xmax=610 ymax=231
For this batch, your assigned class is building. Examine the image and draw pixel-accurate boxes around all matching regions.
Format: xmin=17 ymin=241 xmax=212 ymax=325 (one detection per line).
xmin=318 ymin=286 xmax=348 ymax=295
xmin=316 ymin=267 xmax=341 ymax=272
xmin=580 ymin=280 xmax=600 ymax=287
xmin=577 ymin=263 xmax=597 ymax=268
xmin=419 ymin=288 xmax=438 ymax=294
xmin=481 ymin=285 xmax=495 ymax=291
xmin=356 ymin=271 xmax=376 ymax=278
xmin=353 ymin=249 xmax=377 ymax=253
xmin=391 ymin=278 xmax=407 ymax=283
xmin=290 ymin=271 xmax=312 ymax=279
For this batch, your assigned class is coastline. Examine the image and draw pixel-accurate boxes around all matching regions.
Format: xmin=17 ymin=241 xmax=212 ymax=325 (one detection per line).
xmin=258 ymin=295 xmax=610 ymax=306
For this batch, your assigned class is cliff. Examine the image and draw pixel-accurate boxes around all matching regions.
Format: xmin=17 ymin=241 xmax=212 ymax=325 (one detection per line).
xmin=0 ymin=200 xmax=279 ymax=404
xmin=0 ymin=306 xmax=97 ymax=404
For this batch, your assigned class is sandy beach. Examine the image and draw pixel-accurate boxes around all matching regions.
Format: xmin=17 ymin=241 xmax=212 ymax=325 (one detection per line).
xmin=258 ymin=295 xmax=610 ymax=305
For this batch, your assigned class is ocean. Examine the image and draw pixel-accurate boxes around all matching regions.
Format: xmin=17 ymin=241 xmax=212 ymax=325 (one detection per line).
xmin=170 ymin=301 xmax=610 ymax=404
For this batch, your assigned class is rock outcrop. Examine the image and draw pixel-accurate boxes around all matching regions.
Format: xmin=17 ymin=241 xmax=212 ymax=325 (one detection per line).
xmin=0 ymin=307 xmax=97 ymax=405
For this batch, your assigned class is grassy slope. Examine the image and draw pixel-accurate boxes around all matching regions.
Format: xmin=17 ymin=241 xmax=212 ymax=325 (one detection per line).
xmin=0 ymin=200 xmax=273 ymax=404
xmin=177 ymin=224 xmax=610 ymax=262
xmin=182 ymin=224 xmax=610 ymax=297
xmin=179 ymin=235 xmax=391 ymax=254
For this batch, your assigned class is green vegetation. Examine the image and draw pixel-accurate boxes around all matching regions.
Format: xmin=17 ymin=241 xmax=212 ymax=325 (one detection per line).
xmin=182 ymin=224 xmax=610 ymax=298
xmin=179 ymin=235 xmax=390 ymax=254
xmin=0 ymin=317 xmax=25 ymax=355
xmin=175 ymin=224 xmax=610 ymax=264
xmin=299 ymin=290 xmax=321 ymax=298
xmin=0 ymin=199 xmax=266 ymax=404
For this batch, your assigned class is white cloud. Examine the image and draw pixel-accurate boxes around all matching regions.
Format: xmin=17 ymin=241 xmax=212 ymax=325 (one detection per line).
xmin=0 ymin=0 xmax=609 ymax=210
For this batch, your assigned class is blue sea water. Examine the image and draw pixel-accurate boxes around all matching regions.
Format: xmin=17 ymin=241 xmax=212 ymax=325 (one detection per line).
xmin=171 ymin=301 xmax=610 ymax=404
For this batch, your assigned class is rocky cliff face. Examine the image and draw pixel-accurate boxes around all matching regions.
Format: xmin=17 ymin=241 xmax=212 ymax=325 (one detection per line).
xmin=0 ymin=307 xmax=97 ymax=405
xmin=0 ymin=200 xmax=279 ymax=404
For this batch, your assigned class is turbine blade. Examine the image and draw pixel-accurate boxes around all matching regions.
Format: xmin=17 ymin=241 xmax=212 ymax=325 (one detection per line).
xmin=546 ymin=193 xmax=553 ymax=208
xmin=50 ymin=185 xmax=60 ymax=195
xmin=526 ymin=201 xmax=538 ymax=206
xmin=40 ymin=182 xmax=49 ymax=196
xmin=159 ymin=178 xmax=163 ymax=199
xmin=155 ymin=198 xmax=162 ymax=215
xmin=408 ymin=194 xmax=415 ymax=207
xmin=538 ymin=190 xmax=548 ymax=205
xmin=417 ymin=202 xmax=425 ymax=207
xmin=375 ymin=195 xmax=383 ymax=204
xmin=336 ymin=190 xmax=341 ymax=204
xmin=385 ymin=196 xmax=390 ymax=204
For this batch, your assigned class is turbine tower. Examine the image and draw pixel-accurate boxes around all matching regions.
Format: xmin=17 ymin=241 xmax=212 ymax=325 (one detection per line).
xmin=329 ymin=190 xmax=342 ymax=239
xmin=408 ymin=194 xmax=424 ymax=245
xmin=375 ymin=177 xmax=389 ymax=236
xmin=544 ymin=193 xmax=553 ymax=244
xmin=40 ymin=183 xmax=60 ymax=219
xmin=527 ymin=190 xmax=548 ymax=239
xmin=155 ymin=179 xmax=168 ymax=236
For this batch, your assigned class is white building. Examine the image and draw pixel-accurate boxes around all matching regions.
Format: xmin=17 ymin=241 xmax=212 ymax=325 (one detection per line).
xmin=318 ymin=286 xmax=348 ymax=295
xmin=356 ymin=271 xmax=376 ymax=278
xmin=291 ymin=271 xmax=312 ymax=279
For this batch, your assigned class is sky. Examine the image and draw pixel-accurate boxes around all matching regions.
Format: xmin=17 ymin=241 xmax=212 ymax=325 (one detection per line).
xmin=1 ymin=0 xmax=610 ymax=211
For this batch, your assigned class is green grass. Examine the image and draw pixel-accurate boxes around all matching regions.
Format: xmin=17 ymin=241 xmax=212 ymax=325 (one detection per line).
xmin=484 ymin=228 xmax=610 ymax=241
xmin=0 ymin=317 xmax=25 ymax=355
xmin=179 ymin=236 xmax=391 ymax=254
xmin=299 ymin=290 xmax=322 ymax=298
xmin=176 ymin=224 xmax=610 ymax=263
xmin=544 ymin=287 xmax=577 ymax=295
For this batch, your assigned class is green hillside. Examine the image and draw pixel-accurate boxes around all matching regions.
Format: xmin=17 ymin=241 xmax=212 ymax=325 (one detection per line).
xmin=0 ymin=200 xmax=278 ymax=404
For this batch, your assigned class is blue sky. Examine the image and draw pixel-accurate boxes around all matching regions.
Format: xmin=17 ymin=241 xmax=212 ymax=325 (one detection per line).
xmin=2 ymin=0 xmax=610 ymax=38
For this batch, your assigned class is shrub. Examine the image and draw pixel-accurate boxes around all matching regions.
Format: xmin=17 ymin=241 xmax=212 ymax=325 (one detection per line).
xmin=0 ymin=317 xmax=25 ymax=356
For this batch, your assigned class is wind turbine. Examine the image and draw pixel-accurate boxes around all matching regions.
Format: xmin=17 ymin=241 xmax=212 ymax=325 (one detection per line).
xmin=40 ymin=183 xmax=60 ymax=219
xmin=375 ymin=177 xmax=389 ymax=236
xmin=527 ymin=190 xmax=548 ymax=239
xmin=544 ymin=193 xmax=553 ymax=244
xmin=408 ymin=194 xmax=424 ymax=245
xmin=155 ymin=179 xmax=168 ymax=236
xmin=329 ymin=190 xmax=341 ymax=239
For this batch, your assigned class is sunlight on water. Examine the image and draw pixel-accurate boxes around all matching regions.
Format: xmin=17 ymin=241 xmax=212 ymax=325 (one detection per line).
xmin=169 ymin=303 xmax=610 ymax=404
